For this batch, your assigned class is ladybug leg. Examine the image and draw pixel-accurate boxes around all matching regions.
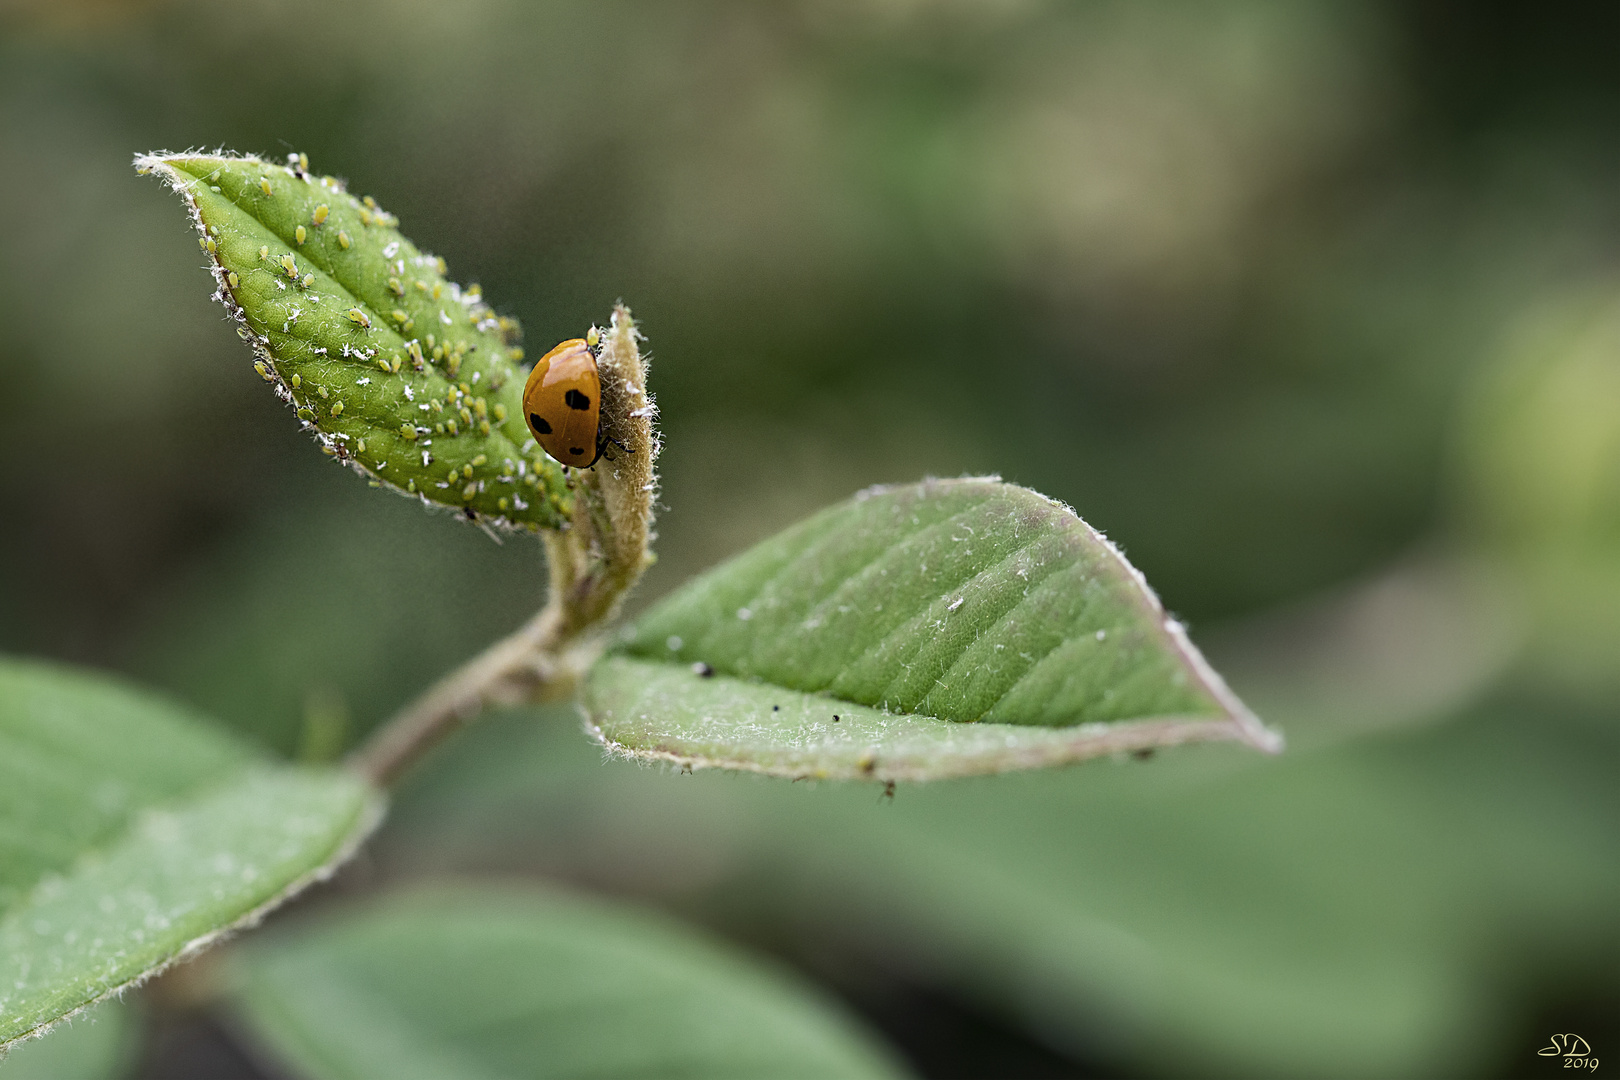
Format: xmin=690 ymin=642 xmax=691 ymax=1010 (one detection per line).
xmin=595 ymin=420 xmax=634 ymax=461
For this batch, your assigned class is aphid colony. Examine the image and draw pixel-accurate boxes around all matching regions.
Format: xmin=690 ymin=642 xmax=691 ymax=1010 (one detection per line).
xmin=158 ymin=150 xmax=605 ymax=533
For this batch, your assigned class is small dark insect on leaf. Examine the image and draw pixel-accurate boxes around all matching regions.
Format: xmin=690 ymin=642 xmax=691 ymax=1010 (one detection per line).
xmin=1132 ymin=748 xmax=1156 ymax=761
xmin=692 ymin=662 xmax=715 ymax=678
xmin=881 ymin=780 xmax=896 ymax=801
xmin=832 ymin=714 xmax=840 ymax=722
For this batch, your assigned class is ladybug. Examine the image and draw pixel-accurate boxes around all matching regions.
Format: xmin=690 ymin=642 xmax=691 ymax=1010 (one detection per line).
xmin=522 ymin=334 xmax=607 ymax=467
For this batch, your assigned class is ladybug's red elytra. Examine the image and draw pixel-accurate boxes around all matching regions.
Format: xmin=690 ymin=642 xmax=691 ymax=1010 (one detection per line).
xmin=522 ymin=335 xmax=605 ymax=467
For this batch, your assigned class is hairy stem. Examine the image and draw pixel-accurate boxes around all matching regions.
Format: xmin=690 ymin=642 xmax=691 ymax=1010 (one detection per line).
xmin=346 ymin=306 xmax=656 ymax=786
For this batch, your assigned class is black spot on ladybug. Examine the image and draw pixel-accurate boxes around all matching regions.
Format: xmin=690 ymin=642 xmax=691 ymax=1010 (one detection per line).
xmin=569 ymin=447 xmax=585 ymax=456
xmin=528 ymin=413 xmax=552 ymax=434
xmin=692 ymin=662 xmax=715 ymax=678
xmin=564 ymin=389 xmax=591 ymax=410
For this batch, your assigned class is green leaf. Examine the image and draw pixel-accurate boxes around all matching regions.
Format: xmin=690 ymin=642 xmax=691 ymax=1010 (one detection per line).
xmin=135 ymin=150 xmax=570 ymax=532
xmin=587 ymin=477 xmax=1279 ymax=780
xmin=227 ymin=885 xmax=904 ymax=1080
xmin=383 ymin=700 xmax=1620 ymax=1080
xmin=0 ymin=658 xmax=381 ymax=1050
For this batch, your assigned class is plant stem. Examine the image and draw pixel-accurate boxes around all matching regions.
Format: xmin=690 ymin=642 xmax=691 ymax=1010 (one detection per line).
xmin=346 ymin=306 xmax=655 ymax=787
xmin=344 ymin=598 xmax=572 ymax=787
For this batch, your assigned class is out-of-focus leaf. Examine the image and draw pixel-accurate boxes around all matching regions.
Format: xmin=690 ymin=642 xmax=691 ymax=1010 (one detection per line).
xmin=227 ymin=885 xmax=905 ymax=1080
xmin=376 ymin=697 xmax=1620 ymax=1080
xmin=0 ymin=658 xmax=381 ymax=1050
xmin=135 ymin=151 xmax=569 ymax=532
xmin=0 ymin=1001 xmax=136 ymax=1079
xmin=588 ymin=477 xmax=1278 ymax=780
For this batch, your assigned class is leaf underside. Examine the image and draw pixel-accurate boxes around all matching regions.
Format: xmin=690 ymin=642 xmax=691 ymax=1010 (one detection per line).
xmin=0 ymin=658 xmax=380 ymax=1050
xmin=587 ymin=477 xmax=1278 ymax=781
xmin=229 ymin=885 xmax=902 ymax=1080
xmin=136 ymin=150 xmax=570 ymax=532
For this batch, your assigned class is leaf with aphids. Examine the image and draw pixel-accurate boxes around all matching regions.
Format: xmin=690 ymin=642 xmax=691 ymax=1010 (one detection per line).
xmin=587 ymin=478 xmax=1282 ymax=781
xmin=135 ymin=151 xmax=570 ymax=532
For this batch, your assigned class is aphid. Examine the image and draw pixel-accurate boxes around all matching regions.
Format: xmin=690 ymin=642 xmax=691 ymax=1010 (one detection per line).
xmin=313 ymin=204 xmax=329 ymax=225
xmin=260 ymin=177 xmax=273 ymax=196
xmin=522 ymin=336 xmax=613 ymax=468
xmin=338 ymin=231 xmax=351 ymax=250
xmin=296 ymin=225 xmax=307 ymax=245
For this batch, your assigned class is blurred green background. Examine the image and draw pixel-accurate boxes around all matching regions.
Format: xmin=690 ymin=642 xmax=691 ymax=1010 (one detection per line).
xmin=1 ymin=1 xmax=1617 ymax=1077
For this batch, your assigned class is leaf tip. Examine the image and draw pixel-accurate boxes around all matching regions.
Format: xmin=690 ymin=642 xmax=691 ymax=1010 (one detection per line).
xmin=1161 ymin=615 xmax=1284 ymax=754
